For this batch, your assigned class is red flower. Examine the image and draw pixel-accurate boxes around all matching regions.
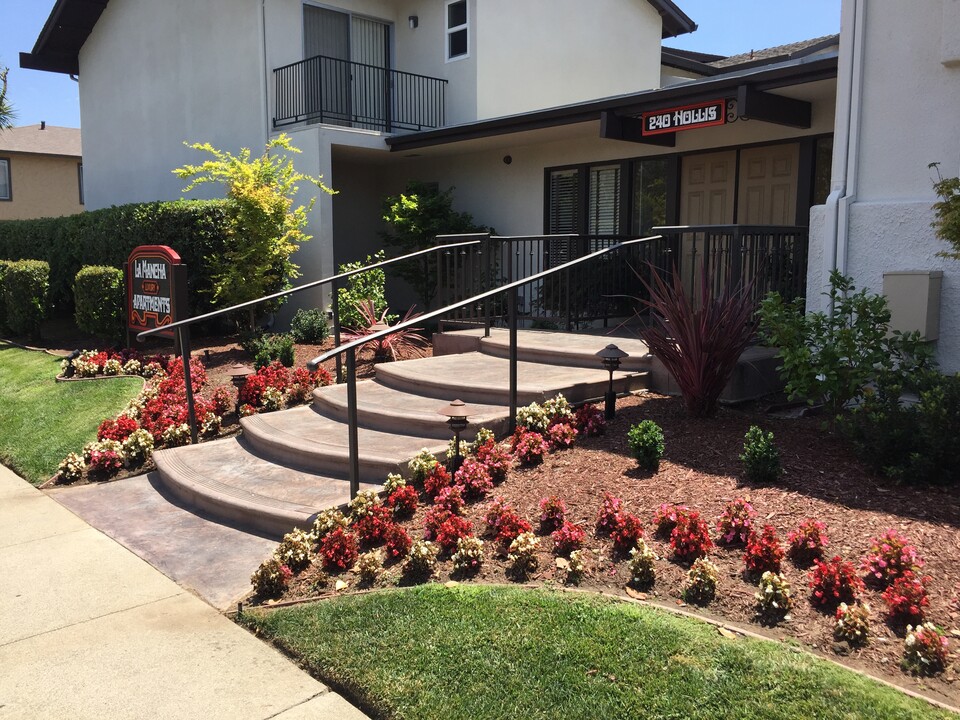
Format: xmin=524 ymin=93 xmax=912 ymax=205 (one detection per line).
xmin=611 ymin=513 xmax=644 ymax=551
xmin=97 ymin=415 xmax=139 ymax=442
xmin=454 ymin=458 xmax=494 ymax=499
xmin=743 ymin=524 xmax=784 ymax=574
xmin=352 ymin=504 xmax=393 ymax=546
xmin=809 ymin=556 xmax=864 ymax=609
xmin=423 ymin=464 xmax=453 ymax=500
xmin=387 ymin=484 xmax=419 ymax=517
xmin=384 ymin=524 xmax=412 ymax=560
xmin=551 ymin=521 xmax=586 ymax=555
xmin=319 ymin=527 xmax=358 ymax=571
xmin=538 ymin=496 xmax=567 ymax=531
xmin=595 ymin=492 xmax=623 ymax=534
xmin=882 ymin=571 xmax=931 ymax=623
xmin=670 ymin=511 xmax=712 ymax=562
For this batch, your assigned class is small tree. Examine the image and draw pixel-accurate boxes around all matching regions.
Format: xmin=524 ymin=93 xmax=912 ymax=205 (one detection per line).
xmin=337 ymin=251 xmax=391 ymax=330
xmin=173 ymin=134 xmax=333 ymax=327
xmin=758 ymin=271 xmax=931 ymax=417
xmin=0 ymin=65 xmax=16 ymax=130
xmin=381 ymin=181 xmax=490 ymax=309
xmin=929 ymin=162 xmax=960 ymax=260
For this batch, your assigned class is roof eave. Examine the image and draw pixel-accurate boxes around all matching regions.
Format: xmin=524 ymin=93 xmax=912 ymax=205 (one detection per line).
xmin=651 ymin=0 xmax=698 ymax=38
xmin=19 ymin=0 xmax=109 ymax=76
xmin=386 ymin=54 xmax=838 ymax=153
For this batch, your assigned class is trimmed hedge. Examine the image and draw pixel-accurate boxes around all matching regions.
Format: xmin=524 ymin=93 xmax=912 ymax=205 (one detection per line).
xmin=0 ymin=259 xmax=11 ymax=332
xmin=74 ymin=265 xmax=124 ymax=340
xmin=2 ymin=259 xmax=49 ymax=339
xmin=0 ymin=199 xmax=232 ymax=315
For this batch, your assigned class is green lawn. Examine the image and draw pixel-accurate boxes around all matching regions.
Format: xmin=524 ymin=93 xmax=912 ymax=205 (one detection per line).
xmin=245 ymin=585 xmax=952 ymax=720
xmin=0 ymin=344 xmax=142 ymax=484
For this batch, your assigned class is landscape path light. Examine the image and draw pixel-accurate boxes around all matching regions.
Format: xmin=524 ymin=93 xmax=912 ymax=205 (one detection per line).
xmin=225 ymin=362 xmax=255 ymax=414
xmin=437 ymin=399 xmax=470 ymax=472
xmin=596 ymin=344 xmax=628 ymax=420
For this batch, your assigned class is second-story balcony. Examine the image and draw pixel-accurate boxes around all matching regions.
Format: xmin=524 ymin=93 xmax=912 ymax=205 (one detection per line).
xmin=273 ymin=55 xmax=447 ymax=134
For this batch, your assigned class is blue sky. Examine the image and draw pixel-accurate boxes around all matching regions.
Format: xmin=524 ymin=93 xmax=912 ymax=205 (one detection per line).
xmin=1 ymin=0 xmax=841 ymax=130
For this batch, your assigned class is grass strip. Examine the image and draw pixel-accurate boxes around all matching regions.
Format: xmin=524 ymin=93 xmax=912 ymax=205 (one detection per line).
xmin=0 ymin=344 xmax=141 ymax=484
xmin=244 ymin=584 xmax=953 ymax=720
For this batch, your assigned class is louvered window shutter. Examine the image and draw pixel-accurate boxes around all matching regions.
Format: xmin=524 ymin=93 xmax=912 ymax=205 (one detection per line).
xmin=588 ymin=165 xmax=621 ymax=237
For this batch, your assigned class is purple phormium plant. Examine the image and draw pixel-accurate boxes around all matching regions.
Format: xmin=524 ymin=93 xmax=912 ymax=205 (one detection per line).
xmin=342 ymin=300 xmax=429 ymax=362
xmin=637 ymin=261 xmax=759 ymax=418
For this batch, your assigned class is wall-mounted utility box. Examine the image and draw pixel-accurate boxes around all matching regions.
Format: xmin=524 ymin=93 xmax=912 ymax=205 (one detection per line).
xmin=882 ymin=270 xmax=943 ymax=341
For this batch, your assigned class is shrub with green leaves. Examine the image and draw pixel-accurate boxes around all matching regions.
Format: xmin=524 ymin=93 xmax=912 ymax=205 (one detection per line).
xmin=758 ymin=270 xmax=931 ymax=416
xmin=930 ymin=162 xmax=960 ymax=260
xmin=626 ymin=420 xmax=664 ymax=471
xmin=251 ymin=333 xmax=295 ymax=369
xmin=337 ymin=251 xmax=392 ymax=331
xmin=844 ymin=369 xmax=960 ymax=485
xmin=74 ymin=265 xmax=124 ymax=340
xmin=290 ymin=307 xmax=329 ymax=343
xmin=0 ymin=259 xmax=12 ymax=332
xmin=381 ymin=181 xmax=491 ymax=309
xmin=740 ymin=426 xmax=782 ymax=483
xmin=2 ymin=259 xmax=49 ymax=338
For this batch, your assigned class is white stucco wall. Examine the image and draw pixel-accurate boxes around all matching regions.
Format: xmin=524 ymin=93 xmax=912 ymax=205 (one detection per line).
xmin=79 ymin=0 xmax=267 ymax=209
xmin=809 ymin=0 xmax=960 ymax=371
xmin=475 ymin=0 xmax=663 ymax=120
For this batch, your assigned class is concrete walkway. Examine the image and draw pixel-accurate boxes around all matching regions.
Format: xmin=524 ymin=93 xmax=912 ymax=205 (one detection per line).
xmin=0 ymin=465 xmax=368 ymax=720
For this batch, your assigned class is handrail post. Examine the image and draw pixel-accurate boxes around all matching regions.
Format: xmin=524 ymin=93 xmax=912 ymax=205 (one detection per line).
xmin=484 ymin=235 xmax=493 ymax=337
xmin=177 ymin=326 xmax=199 ymax=445
xmin=332 ymin=279 xmax=343 ymax=383
xmin=345 ymin=346 xmax=360 ymax=500
xmin=508 ymin=287 xmax=518 ymax=435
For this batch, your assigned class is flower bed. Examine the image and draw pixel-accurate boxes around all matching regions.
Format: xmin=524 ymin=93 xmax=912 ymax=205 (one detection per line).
xmin=251 ymin=392 xmax=960 ymax=706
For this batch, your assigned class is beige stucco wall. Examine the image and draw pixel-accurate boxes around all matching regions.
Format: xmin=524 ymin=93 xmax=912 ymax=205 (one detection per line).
xmin=0 ymin=153 xmax=84 ymax=220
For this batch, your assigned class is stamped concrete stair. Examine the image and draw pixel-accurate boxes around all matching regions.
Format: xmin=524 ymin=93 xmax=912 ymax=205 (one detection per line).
xmin=152 ymin=330 xmax=651 ymax=539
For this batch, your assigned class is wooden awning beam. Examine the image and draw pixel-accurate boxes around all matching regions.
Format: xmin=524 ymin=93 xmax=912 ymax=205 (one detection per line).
xmin=599 ymin=111 xmax=676 ymax=146
xmin=736 ymin=85 xmax=812 ymax=128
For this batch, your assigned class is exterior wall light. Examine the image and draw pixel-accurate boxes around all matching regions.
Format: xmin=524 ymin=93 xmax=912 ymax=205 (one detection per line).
xmin=409 ymin=15 xmax=419 ymax=29
xmin=437 ymin=398 xmax=470 ymax=471
xmin=595 ymin=344 xmax=628 ymax=420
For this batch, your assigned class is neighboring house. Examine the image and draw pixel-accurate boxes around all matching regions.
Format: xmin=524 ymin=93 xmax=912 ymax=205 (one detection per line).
xmin=0 ymin=123 xmax=83 ymax=221
xmin=807 ymin=0 xmax=960 ymax=372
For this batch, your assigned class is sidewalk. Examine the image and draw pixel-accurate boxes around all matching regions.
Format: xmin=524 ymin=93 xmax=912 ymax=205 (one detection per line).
xmin=0 ymin=465 xmax=369 ymax=720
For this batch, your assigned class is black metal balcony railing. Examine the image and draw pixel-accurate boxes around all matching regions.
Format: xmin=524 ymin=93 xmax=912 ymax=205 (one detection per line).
xmin=273 ymin=54 xmax=447 ymax=132
xmin=436 ymin=226 xmax=809 ymax=332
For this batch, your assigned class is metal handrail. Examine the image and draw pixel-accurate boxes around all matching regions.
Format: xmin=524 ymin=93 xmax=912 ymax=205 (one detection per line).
xmin=309 ymin=234 xmax=661 ymax=499
xmin=135 ymin=239 xmax=482 ymax=443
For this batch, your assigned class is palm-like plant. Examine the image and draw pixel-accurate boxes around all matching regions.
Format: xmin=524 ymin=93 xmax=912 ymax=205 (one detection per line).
xmin=0 ymin=66 xmax=15 ymax=130
xmin=342 ymin=300 xmax=429 ymax=362
xmin=637 ymin=262 xmax=759 ymax=418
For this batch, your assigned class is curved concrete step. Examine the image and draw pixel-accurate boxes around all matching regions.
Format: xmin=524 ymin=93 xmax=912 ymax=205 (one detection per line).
xmin=478 ymin=328 xmax=651 ymax=371
xmin=240 ymin=406 xmax=448 ymax=481
xmin=312 ymin=380 xmax=511 ymax=440
xmin=374 ymin=352 xmax=647 ymax=406
xmin=153 ymin=436 xmax=381 ymax=538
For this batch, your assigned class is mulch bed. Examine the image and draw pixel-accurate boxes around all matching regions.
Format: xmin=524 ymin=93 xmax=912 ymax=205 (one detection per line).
xmin=264 ymin=392 xmax=960 ymax=708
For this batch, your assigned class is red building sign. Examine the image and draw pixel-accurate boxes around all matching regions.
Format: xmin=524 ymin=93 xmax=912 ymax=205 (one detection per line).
xmin=125 ymin=245 xmax=186 ymax=339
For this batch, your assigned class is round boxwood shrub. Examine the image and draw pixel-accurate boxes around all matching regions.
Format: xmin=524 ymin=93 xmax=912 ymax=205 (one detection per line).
xmin=290 ymin=307 xmax=329 ymax=343
xmin=74 ymin=265 xmax=124 ymax=340
xmin=627 ymin=420 xmax=665 ymax=471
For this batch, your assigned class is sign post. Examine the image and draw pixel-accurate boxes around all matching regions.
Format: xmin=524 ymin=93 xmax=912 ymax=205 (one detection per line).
xmin=125 ymin=245 xmax=197 ymax=443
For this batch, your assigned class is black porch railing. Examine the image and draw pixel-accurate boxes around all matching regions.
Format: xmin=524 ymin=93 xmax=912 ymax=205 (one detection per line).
xmin=273 ymin=54 xmax=447 ymax=132
xmin=436 ymin=225 xmax=809 ymax=332
xmin=652 ymin=225 xmax=809 ymax=305
xmin=309 ymin=236 xmax=661 ymax=499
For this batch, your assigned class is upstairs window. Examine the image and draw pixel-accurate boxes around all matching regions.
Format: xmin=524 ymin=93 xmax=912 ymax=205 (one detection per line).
xmin=446 ymin=0 xmax=468 ymax=61
xmin=0 ymin=158 xmax=10 ymax=201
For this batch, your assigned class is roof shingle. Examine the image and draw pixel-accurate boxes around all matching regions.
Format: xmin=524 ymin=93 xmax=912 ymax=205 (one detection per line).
xmin=0 ymin=124 xmax=82 ymax=157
